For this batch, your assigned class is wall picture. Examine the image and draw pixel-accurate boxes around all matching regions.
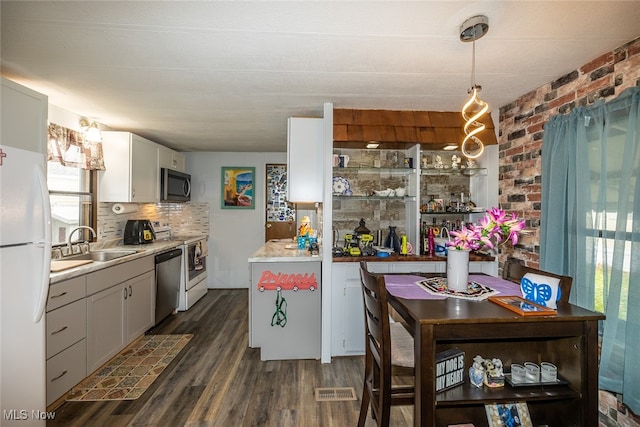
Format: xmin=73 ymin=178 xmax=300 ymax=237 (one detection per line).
xmin=222 ymin=166 xmax=255 ymax=209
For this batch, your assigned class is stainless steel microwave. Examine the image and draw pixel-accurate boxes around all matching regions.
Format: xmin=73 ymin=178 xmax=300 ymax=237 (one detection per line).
xmin=160 ymin=168 xmax=191 ymax=202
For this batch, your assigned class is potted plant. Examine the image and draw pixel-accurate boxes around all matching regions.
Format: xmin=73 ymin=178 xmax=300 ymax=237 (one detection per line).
xmin=446 ymin=207 xmax=527 ymax=291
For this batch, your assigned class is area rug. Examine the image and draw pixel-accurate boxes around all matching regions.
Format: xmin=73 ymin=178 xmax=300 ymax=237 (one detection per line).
xmin=67 ymin=334 xmax=193 ymax=401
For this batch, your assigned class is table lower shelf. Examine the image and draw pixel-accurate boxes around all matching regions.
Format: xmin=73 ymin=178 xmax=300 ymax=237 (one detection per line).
xmin=435 ymin=381 xmax=580 ymax=406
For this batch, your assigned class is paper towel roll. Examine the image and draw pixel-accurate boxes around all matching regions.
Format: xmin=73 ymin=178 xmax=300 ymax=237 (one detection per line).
xmin=112 ymin=203 xmax=139 ymax=214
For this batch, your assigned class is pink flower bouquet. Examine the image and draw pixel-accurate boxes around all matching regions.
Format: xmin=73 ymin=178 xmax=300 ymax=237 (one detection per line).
xmin=447 ymin=207 xmax=527 ymax=252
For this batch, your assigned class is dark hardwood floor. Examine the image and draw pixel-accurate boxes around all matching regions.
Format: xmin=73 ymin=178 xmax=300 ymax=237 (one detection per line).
xmin=48 ymin=289 xmax=412 ymax=426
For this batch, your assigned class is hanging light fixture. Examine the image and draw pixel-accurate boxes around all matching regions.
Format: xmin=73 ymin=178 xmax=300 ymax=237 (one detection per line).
xmin=460 ymin=15 xmax=489 ymax=159
xmin=79 ymin=118 xmax=102 ymax=143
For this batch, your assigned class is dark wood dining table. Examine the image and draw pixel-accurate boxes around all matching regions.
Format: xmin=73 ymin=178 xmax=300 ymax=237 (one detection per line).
xmin=383 ymin=272 xmax=605 ymax=427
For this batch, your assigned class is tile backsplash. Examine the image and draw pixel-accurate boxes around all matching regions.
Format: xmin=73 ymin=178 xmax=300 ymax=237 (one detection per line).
xmin=97 ymin=202 xmax=210 ymax=241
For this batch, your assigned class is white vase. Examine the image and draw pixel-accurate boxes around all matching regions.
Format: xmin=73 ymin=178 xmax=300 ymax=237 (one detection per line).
xmin=447 ymin=249 xmax=470 ymax=292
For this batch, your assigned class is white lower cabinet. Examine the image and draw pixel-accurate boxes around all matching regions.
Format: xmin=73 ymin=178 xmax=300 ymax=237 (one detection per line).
xmin=46 ymin=299 xmax=86 ymax=359
xmin=388 ymin=261 xmax=444 ymax=273
xmin=46 ymin=276 xmax=88 ymax=406
xmin=46 ymin=340 xmax=86 ymax=405
xmin=331 ymin=263 xmax=366 ymax=357
xmin=46 ymin=255 xmax=156 ymax=404
xmin=86 ymin=265 xmax=155 ymax=374
xmin=126 ymin=271 xmax=155 ymax=343
xmin=87 ymin=283 xmax=127 ymax=373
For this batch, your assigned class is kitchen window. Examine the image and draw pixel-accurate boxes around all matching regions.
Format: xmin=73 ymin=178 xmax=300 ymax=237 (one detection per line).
xmin=47 ymin=161 xmax=96 ymax=246
xmin=47 ymin=123 xmax=103 ymax=246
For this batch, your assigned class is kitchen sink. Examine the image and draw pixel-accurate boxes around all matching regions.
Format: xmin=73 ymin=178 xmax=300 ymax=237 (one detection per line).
xmin=63 ymin=249 xmax=139 ymax=262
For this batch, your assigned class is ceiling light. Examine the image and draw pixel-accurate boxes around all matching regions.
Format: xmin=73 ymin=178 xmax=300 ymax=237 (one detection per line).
xmin=366 ymin=141 xmax=380 ymax=149
xmin=460 ymin=15 xmax=489 ymax=159
xmin=79 ymin=118 xmax=102 ymax=142
xmin=79 ymin=118 xmax=91 ymax=132
xmin=442 ymin=144 xmax=458 ymax=151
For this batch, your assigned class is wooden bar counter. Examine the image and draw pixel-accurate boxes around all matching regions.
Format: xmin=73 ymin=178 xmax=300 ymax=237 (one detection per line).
xmin=332 ymin=252 xmax=494 ymax=263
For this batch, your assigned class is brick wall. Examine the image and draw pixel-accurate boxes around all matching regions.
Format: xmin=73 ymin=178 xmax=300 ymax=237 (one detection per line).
xmin=498 ymin=36 xmax=640 ymax=426
xmin=498 ymin=36 xmax=640 ymax=269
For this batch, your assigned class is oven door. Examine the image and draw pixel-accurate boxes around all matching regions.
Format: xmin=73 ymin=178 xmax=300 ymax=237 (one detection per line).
xmin=187 ymin=241 xmax=207 ymax=284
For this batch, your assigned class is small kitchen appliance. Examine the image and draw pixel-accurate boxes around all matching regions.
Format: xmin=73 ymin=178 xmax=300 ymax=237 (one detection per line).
xmin=124 ymin=219 xmax=156 ymax=244
xmin=160 ymin=168 xmax=191 ymax=202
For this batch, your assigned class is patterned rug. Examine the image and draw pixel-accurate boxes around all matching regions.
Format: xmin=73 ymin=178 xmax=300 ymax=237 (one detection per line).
xmin=68 ymin=334 xmax=193 ymax=401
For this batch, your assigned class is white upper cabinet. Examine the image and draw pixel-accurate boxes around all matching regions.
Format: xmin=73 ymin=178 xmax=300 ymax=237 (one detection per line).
xmin=99 ymin=131 xmax=160 ymax=203
xmin=287 ymin=117 xmax=323 ymax=203
xmin=158 ymin=145 xmax=185 ymax=172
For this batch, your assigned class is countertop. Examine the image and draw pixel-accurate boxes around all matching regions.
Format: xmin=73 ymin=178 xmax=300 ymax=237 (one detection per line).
xmin=332 ymin=252 xmax=495 ymax=262
xmin=248 ymin=239 xmax=322 ymax=263
xmin=49 ymin=240 xmax=185 ymax=284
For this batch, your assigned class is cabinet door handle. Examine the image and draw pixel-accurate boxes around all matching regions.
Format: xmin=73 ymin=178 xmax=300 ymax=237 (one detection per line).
xmin=129 ymin=285 xmax=132 ymax=297
xmin=51 ymin=370 xmax=68 ymax=382
xmin=51 ymin=326 xmax=68 ymax=335
xmin=124 ymin=288 xmax=128 ymax=300
xmin=51 ymin=291 xmax=68 ymax=299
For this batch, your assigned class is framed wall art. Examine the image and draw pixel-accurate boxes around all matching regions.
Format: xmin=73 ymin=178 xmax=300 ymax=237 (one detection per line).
xmin=222 ymin=166 xmax=255 ymax=209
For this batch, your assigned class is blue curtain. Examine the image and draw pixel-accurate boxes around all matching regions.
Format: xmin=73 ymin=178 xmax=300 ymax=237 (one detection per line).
xmin=540 ymin=86 xmax=640 ymax=414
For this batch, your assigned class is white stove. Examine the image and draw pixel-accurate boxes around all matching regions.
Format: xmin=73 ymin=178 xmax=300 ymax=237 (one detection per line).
xmin=170 ymin=234 xmax=208 ymax=311
xmin=152 ymin=225 xmax=209 ymax=311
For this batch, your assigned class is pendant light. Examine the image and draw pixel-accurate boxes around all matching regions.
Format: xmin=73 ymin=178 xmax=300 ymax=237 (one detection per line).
xmin=460 ymin=15 xmax=489 ymax=159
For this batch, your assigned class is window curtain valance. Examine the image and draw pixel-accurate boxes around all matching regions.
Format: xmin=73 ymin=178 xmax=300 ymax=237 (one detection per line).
xmin=48 ymin=123 xmax=105 ymax=170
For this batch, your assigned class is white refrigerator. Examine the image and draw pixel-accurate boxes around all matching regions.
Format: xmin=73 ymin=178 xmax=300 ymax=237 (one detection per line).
xmin=1 ymin=78 xmax=50 ymax=426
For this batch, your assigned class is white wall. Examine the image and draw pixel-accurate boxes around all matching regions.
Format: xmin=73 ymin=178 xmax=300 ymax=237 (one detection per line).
xmin=185 ymin=151 xmax=286 ymax=289
xmin=49 ymin=104 xmax=110 ymax=133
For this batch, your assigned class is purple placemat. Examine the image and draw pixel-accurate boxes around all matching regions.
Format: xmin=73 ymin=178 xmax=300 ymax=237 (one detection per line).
xmin=384 ymin=274 xmax=521 ymax=300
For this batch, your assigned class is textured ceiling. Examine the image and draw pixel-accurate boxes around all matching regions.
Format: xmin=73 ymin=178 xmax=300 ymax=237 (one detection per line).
xmin=2 ymin=1 xmax=639 ymax=152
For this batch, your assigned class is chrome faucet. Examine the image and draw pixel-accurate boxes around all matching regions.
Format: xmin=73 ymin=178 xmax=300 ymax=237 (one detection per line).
xmin=67 ymin=226 xmax=97 ymax=253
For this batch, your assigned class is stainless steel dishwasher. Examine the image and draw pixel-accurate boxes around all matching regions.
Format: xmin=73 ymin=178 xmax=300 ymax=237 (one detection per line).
xmin=154 ymin=248 xmax=183 ymax=325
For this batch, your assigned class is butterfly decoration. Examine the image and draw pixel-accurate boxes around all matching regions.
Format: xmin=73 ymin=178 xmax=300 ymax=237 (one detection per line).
xmin=521 ymin=277 xmax=560 ymax=307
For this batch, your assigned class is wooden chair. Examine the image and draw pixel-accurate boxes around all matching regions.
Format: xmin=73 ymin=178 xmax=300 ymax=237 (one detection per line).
xmin=358 ymin=262 xmax=415 ymax=427
xmin=502 ymin=258 xmax=573 ymax=305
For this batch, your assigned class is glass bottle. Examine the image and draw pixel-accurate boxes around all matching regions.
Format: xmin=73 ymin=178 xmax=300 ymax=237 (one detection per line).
xmin=448 ymin=192 xmax=456 ymax=212
xmin=384 ymin=226 xmax=401 ymax=253
xmin=427 ymin=227 xmax=435 ymax=257
xmin=428 ymin=194 xmax=437 ymax=212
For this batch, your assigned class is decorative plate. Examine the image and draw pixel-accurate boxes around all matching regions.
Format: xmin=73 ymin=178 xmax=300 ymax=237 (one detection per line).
xmin=332 ymin=176 xmax=351 ymax=195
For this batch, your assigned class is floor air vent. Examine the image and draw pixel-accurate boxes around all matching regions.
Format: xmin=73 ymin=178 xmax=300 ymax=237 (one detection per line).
xmin=314 ymin=387 xmax=357 ymax=402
